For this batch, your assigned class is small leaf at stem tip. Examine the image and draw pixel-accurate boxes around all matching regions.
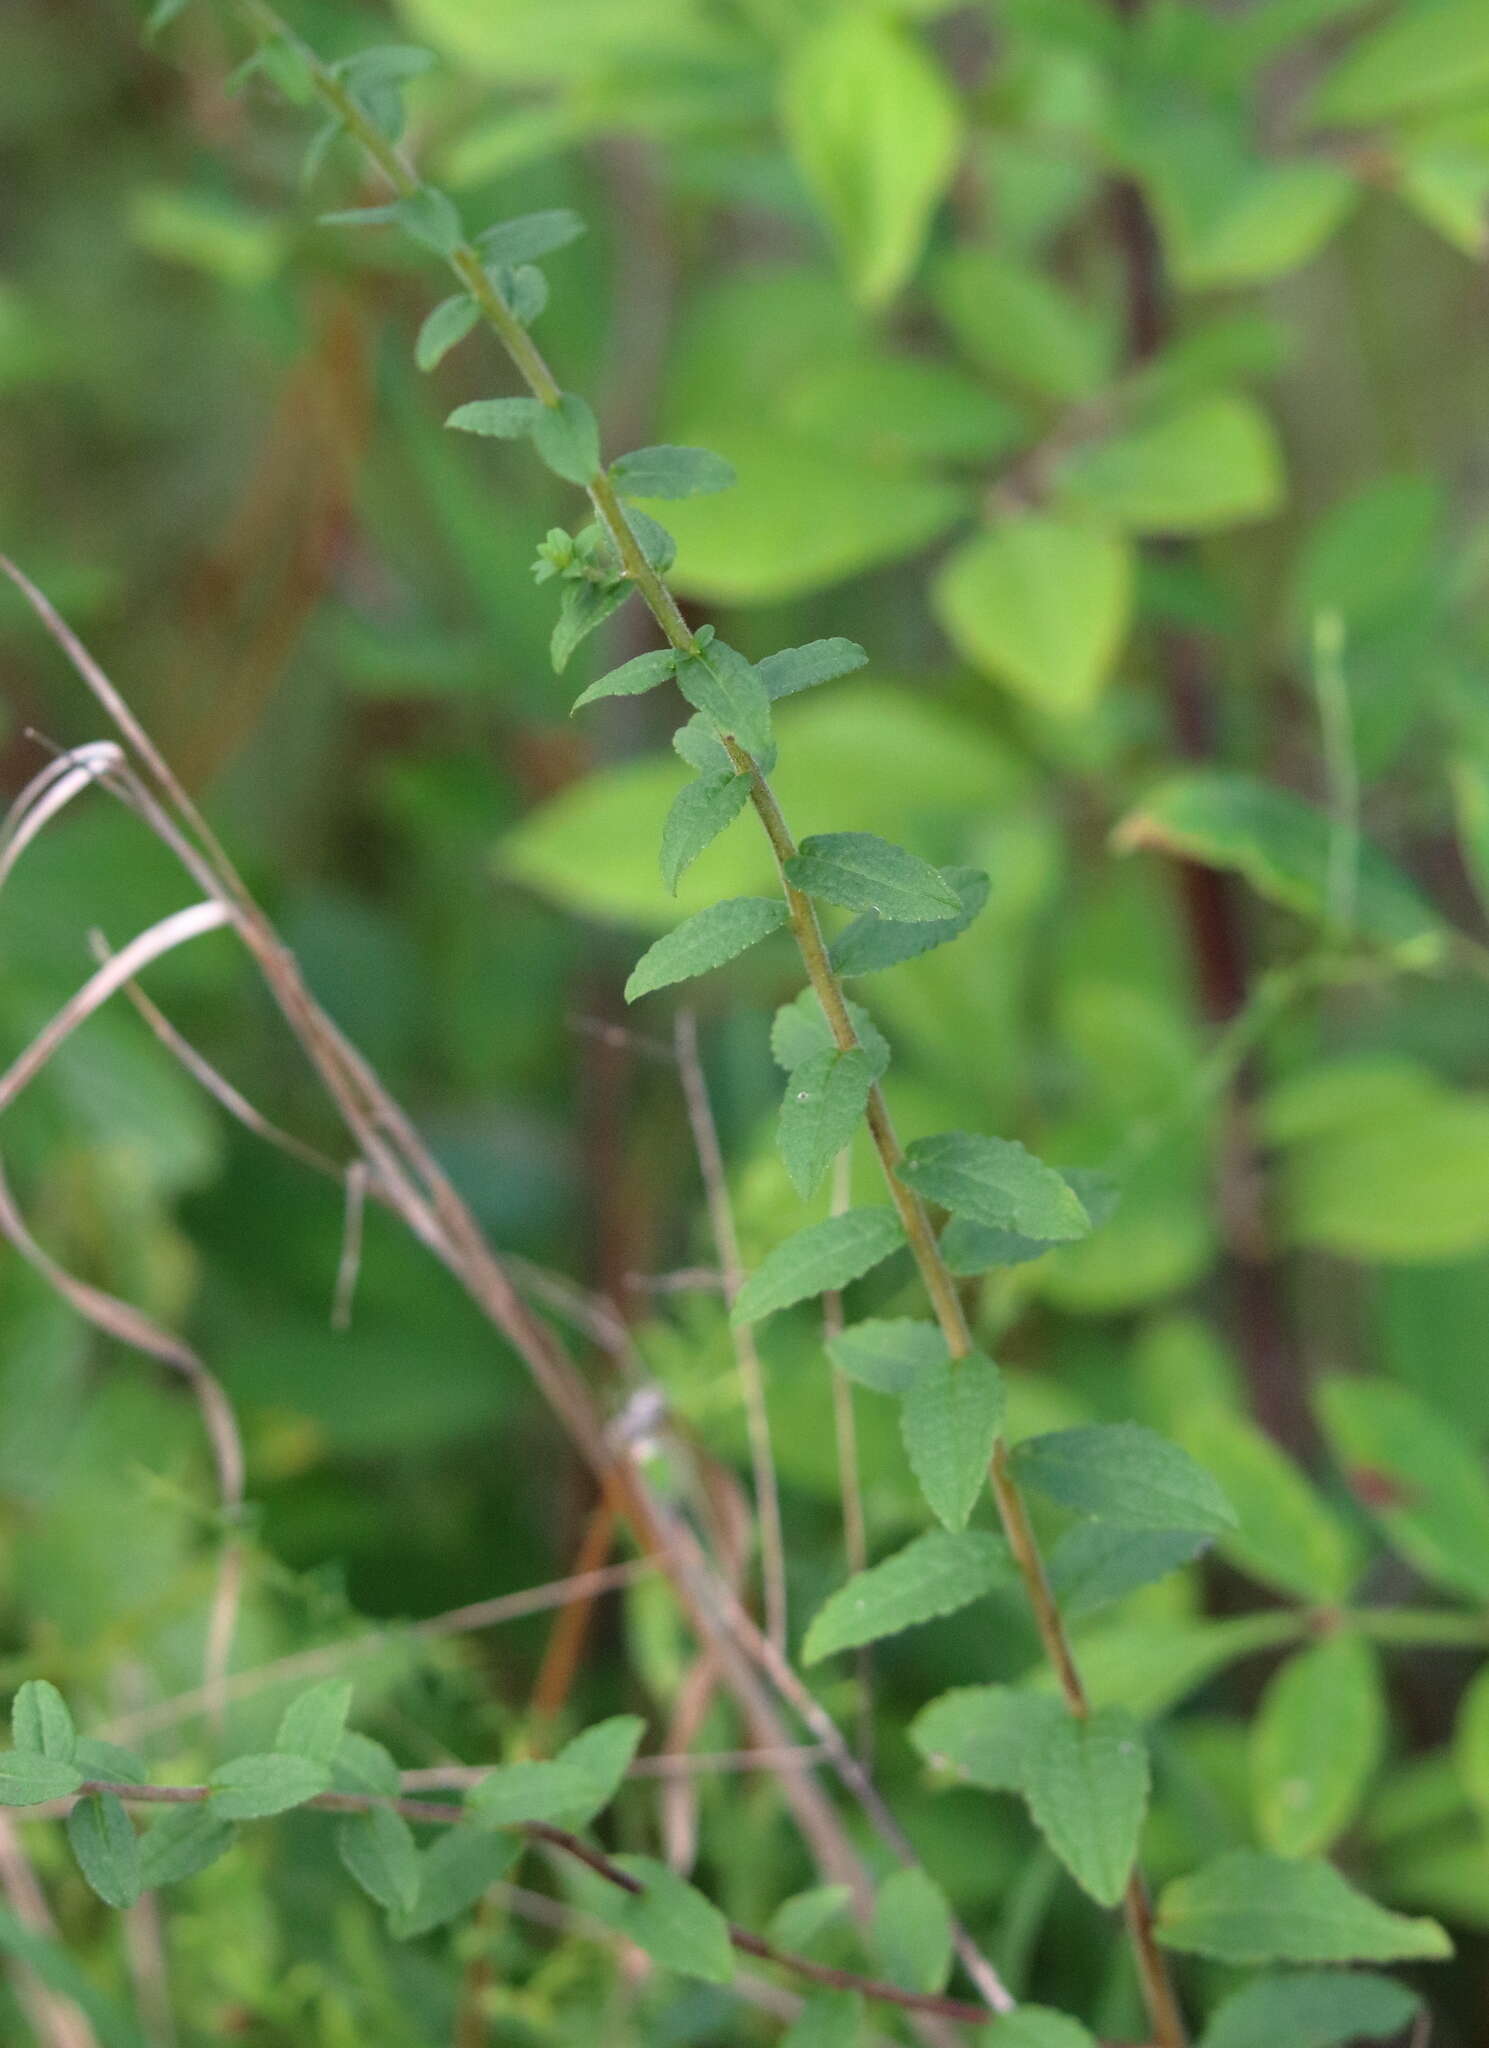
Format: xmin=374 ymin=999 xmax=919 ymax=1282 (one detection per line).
xmin=532 ymin=394 xmax=601 ymax=485
xmin=571 ymin=648 xmax=677 ymax=712
xmin=610 ymin=445 xmax=737 ymax=500
xmin=446 ymin=397 xmax=544 ymax=439
xmin=732 ymin=1207 xmax=907 ymax=1324
xmin=784 ymin=832 xmax=962 ymax=922
xmin=476 ymin=208 xmax=587 ymax=266
xmin=624 ymin=898 xmax=789 ymax=1003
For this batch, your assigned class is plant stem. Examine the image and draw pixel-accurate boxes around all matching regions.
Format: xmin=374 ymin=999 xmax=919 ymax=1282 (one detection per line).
xmin=227 ymin=11 xmax=1190 ymax=2036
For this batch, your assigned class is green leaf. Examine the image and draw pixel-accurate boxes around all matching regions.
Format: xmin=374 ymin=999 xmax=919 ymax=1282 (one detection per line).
xmin=1455 ymin=1662 xmax=1489 ymax=1814
xmin=830 ymin=867 xmax=989 ymax=977
xmin=768 ymin=1885 xmax=853 ymax=1954
xmin=782 ymin=1993 xmax=862 ymax=2048
xmin=532 ymin=394 xmax=601 ymax=485
xmin=1198 ymin=1970 xmax=1422 ymax=2048
xmin=72 ymin=1740 xmax=148 ymax=1787
xmin=549 ymin=1716 xmax=645 ymax=1830
xmin=826 ymin=1317 xmax=945 ymax=1397
xmin=475 ymin=209 xmax=586 ymax=265
xmin=732 ymin=1208 xmax=907 ymax=1326
xmin=899 ymin=1132 xmax=1090 ymax=1242
xmin=675 ymin=641 xmax=773 ymax=763
xmin=901 ymin=1352 xmax=1005 ymax=1531
xmin=67 ymin=1793 xmax=141 ymax=1910
xmin=208 ymin=1753 xmax=330 ymax=1821
xmin=933 ymin=248 xmax=1113 ymax=403
xmin=1277 ymin=1083 xmax=1489 ymax=1263
xmin=758 ymin=639 xmax=868 ymax=702
xmin=415 ymin=294 xmax=479 ymax=371
xmin=137 ymin=1807 xmax=236 ymax=1888
xmin=470 ymin=1714 xmax=643 ymax=1830
xmin=872 ymin=1866 xmax=952 ymax=1994
xmin=552 ymin=578 xmax=630 ymax=674
xmin=659 ymin=773 xmax=751 ymax=894
xmin=785 ymin=833 xmax=961 ymax=923
xmin=592 ymin=1855 xmax=735 ymax=1984
xmin=778 ymin=1048 xmax=875 ymax=1199
xmin=318 ymin=202 xmax=402 ymax=232
xmin=0 ymin=1752 xmax=83 ymax=1806
xmin=571 ymin=649 xmax=677 ymax=713
xmin=1114 ymin=772 xmax=1443 ymax=956
xmin=780 ymin=9 xmax=961 ymax=306
xmin=1253 ymin=1634 xmax=1385 ymax=1857
xmin=392 ymin=187 xmax=463 ymax=256
xmin=1058 ymin=395 xmax=1284 ymax=536
xmin=803 ymin=1530 xmax=1014 ymax=1664
xmin=392 ymin=1829 xmax=520 ymax=1940
xmin=1316 ymin=1376 xmax=1489 ymax=1600
xmin=625 ymin=898 xmax=788 ymax=1003
xmin=1156 ymin=1851 xmax=1451 ymax=1964
xmin=1308 ymin=0 xmax=1489 ymax=124
xmin=1023 ymin=1709 xmax=1149 ymax=1908
xmin=332 ymin=1732 xmax=402 ymax=1799
xmin=1173 ymin=1406 xmax=1361 ymax=1603
xmin=611 ymin=446 xmax=736 ymax=500
xmin=1172 ymin=162 xmax=1356 ymax=290
xmin=1049 ymin=1524 xmax=1211 ymax=1619
xmin=770 ymin=988 xmax=889 ymax=1079
xmin=938 ymin=1167 xmax=1119 ymax=1274
xmin=911 ymin=1683 xmax=1061 ymax=1793
xmin=338 ymin=1806 xmax=420 ymax=1915
xmin=983 ymin=2011 xmax=1098 ymax=2047
xmin=1013 ymin=1423 xmax=1236 ymax=1535
xmin=446 ymin=396 xmax=544 ymax=440
xmin=489 ymin=260 xmax=547 ymax=326
xmin=933 ymin=515 xmax=1134 ymax=719
xmin=275 ymin=1679 xmax=353 ymax=1764
xmin=11 ymin=1681 xmax=75 ymax=1762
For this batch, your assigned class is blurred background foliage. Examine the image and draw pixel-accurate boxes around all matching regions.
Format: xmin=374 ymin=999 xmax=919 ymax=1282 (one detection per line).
xmin=5 ymin=0 xmax=1489 ymax=2039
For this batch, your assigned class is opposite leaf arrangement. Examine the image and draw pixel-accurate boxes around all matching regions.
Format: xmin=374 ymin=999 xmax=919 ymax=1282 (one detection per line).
xmin=14 ymin=1 xmax=1489 ymax=2044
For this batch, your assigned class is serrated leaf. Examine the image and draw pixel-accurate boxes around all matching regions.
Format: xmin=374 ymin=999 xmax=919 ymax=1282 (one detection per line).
xmin=1173 ymin=1406 xmax=1360 ymax=1603
xmin=1158 ymin=1851 xmax=1451 ymax=1964
xmin=899 ymin=1132 xmax=1090 ymax=1241
xmin=779 ymin=1048 xmax=875 ymax=1198
xmin=332 ymin=1732 xmax=401 ymax=1799
xmin=338 ymin=1806 xmax=420 ymax=1914
xmin=901 ymin=1352 xmax=1005 ymax=1531
xmin=758 ymin=638 xmax=868 ymax=702
xmin=872 ymin=1866 xmax=951 ymax=1995
xmin=782 ymin=1992 xmax=862 ymax=2048
xmin=770 ymin=989 xmax=889 ymax=1079
xmin=660 ymin=773 xmax=751 ymax=893
xmin=1049 ymin=1524 xmax=1211 ymax=1619
xmin=675 ymin=641 xmax=773 ymax=763
xmin=275 ymin=1679 xmax=353 ymax=1764
xmin=1058 ymin=395 xmax=1283 ymax=536
xmin=0 ymin=1752 xmax=83 ymax=1806
xmin=552 ymin=577 xmax=630 ymax=674
xmin=415 ymin=294 xmax=480 ymax=371
xmin=571 ymin=648 xmax=677 ymax=713
xmin=940 ymin=1167 xmax=1118 ymax=1275
xmin=12 ymin=1682 xmax=75 ymax=1762
xmin=592 ymin=1855 xmax=735 ymax=1984
xmin=1253 ymin=1634 xmax=1384 ymax=1857
xmin=625 ymin=898 xmax=788 ymax=1003
xmin=137 ymin=1806 xmax=236 ymax=1888
xmin=803 ymin=1529 xmax=1013 ymax=1664
xmin=471 ymin=1715 xmax=642 ymax=1830
xmin=826 ymin=1317 xmax=946 ymax=1397
xmin=732 ymin=1208 xmax=906 ymax=1326
xmin=911 ymin=1683 xmax=1061 ymax=1793
xmin=611 ymin=446 xmax=736 ymax=500
xmin=1013 ymin=1423 xmax=1236 ymax=1535
xmin=335 ymin=45 xmax=438 ymax=87
xmin=392 ymin=187 xmax=462 ymax=255
xmin=447 ymin=396 xmax=544 ymax=439
xmin=785 ymin=833 xmax=961 ymax=923
xmin=1024 ymin=1709 xmax=1149 ymax=1907
xmin=1198 ymin=1970 xmax=1421 ymax=2048
xmin=393 ymin=1829 xmax=521 ymax=1939
xmin=72 ymin=1739 xmax=148 ymax=1787
xmin=532 ymin=394 xmax=600 ymax=485
xmin=476 ymin=209 xmax=586 ymax=266
xmin=208 ymin=1753 xmax=330 ymax=1821
xmin=67 ymin=1794 xmax=141 ymax=1910
xmin=550 ymin=1716 xmax=645 ymax=1830
xmin=830 ymin=867 xmax=988 ymax=977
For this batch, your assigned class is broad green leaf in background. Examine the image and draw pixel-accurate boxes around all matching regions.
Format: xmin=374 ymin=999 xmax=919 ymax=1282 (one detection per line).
xmin=208 ymin=1754 xmax=331 ymax=1821
xmin=1168 ymin=162 xmax=1357 ymax=290
xmin=933 ymin=515 xmax=1134 ymax=718
xmin=1455 ymin=1662 xmax=1489 ymax=1815
xmin=802 ymin=1529 xmax=1014 ymax=1664
xmin=11 ymin=1681 xmax=75 ymax=1761
xmin=826 ymin=1317 xmax=946 ymax=1397
xmin=1173 ymin=1405 xmax=1361 ymax=1602
xmin=338 ymin=1806 xmax=420 ymax=1915
xmin=1277 ymin=1084 xmax=1489 ymax=1263
xmin=1252 ymin=1634 xmax=1385 ymax=1857
xmin=782 ymin=1993 xmax=862 ymax=2048
xmin=1057 ymin=395 xmax=1284 ymax=535
xmin=1197 ymin=1970 xmax=1421 ymax=2048
xmin=392 ymin=1830 xmax=521 ymax=1940
xmin=932 ymin=249 xmax=1114 ymax=402
xmin=275 ymin=1679 xmax=354 ymax=1765
xmin=871 ymin=1866 xmax=952 ymax=1995
xmin=1293 ymin=474 xmax=1442 ymax=635
xmin=659 ymin=773 xmax=751 ymax=894
xmin=67 ymin=1793 xmax=141 ymax=1910
xmin=778 ymin=1047 xmax=876 ymax=1198
xmin=1398 ymin=145 xmax=1489 ymax=256
xmin=784 ymin=833 xmax=962 ymax=922
xmin=1114 ymin=771 xmax=1443 ymax=955
xmin=624 ymin=898 xmax=789 ymax=1002
xmin=590 ymin=1855 xmax=736 ymax=1984
xmin=901 ymin=1352 xmax=1006 ymax=1531
xmin=1156 ymin=1850 xmax=1451 ymax=1963
xmin=1308 ymin=0 xmax=1489 ymax=124
xmin=786 ymin=354 xmax=1026 ymax=465
xmin=899 ymin=1132 xmax=1090 ymax=1241
xmin=780 ymin=9 xmax=962 ymax=306
xmin=1023 ymin=1709 xmax=1150 ymax=1907
xmin=611 ymin=445 xmax=736 ymax=499
xmin=137 ymin=1808 xmax=236 ymax=1889
xmin=1316 ymin=1376 xmax=1489 ymax=1600
xmin=830 ymin=867 xmax=990 ymax=977
xmin=0 ymin=1752 xmax=83 ymax=1806
xmin=1028 ymin=1615 xmax=1304 ymax=1721
xmin=732 ymin=1208 xmax=906 ymax=1325
xmin=1013 ymin=1423 xmax=1236 ymax=1534
xmin=911 ymin=1683 xmax=1062 ymax=1793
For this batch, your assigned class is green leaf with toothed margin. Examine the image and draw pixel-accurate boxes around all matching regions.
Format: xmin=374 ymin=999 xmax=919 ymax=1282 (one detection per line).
xmin=803 ymin=1529 xmax=1014 ymax=1664
xmin=338 ymin=1806 xmax=420 ymax=1915
xmin=447 ymin=397 xmax=544 ymax=439
xmin=611 ymin=446 xmax=736 ymax=500
xmin=625 ymin=898 xmax=788 ymax=1003
xmin=475 ymin=209 xmax=586 ymax=266
xmin=1013 ymin=1423 xmax=1235 ymax=1535
xmin=590 ymin=1855 xmax=736 ymax=1984
xmin=778 ymin=1047 xmax=875 ymax=1198
xmin=67 ymin=1793 xmax=141 ymax=1910
xmin=899 ymin=1132 xmax=1090 ymax=1241
xmin=572 ymin=649 xmax=677 ymax=712
xmin=830 ymin=866 xmax=988 ymax=976
xmin=137 ymin=1807 xmax=236 ymax=1888
xmin=276 ymin=1679 xmax=353 ymax=1765
xmin=758 ymin=638 xmax=868 ymax=701
xmin=1198 ymin=1969 xmax=1421 ymax=2048
xmin=1156 ymin=1850 xmax=1451 ymax=1963
xmin=675 ymin=641 xmax=773 ymax=764
xmin=11 ymin=1681 xmax=74 ymax=1761
xmin=659 ymin=773 xmax=751 ymax=894
xmin=901 ymin=1352 xmax=1005 ymax=1531
xmin=826 ymin=1316 xmax=946 ymax=1396
xmin=208 ymin=1753 xmax=329 ymax=1821
xmin=415 ymin=294 xmax=479 ymax=371
xmin=1024 ymin=1708 xmax=1150 ymax=1907
xmin=770 ymin=988 xmax=889 ymax=1078
xmin=784 ymin=833 xmax=961 ymax=923
xmin=532 ymin=394 xmax=601 ymax=485
xmin=733 ymin=1208 xmax=906 ymax=1326
xmin=0 ymin=1752 xmax=82 ymax=1806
